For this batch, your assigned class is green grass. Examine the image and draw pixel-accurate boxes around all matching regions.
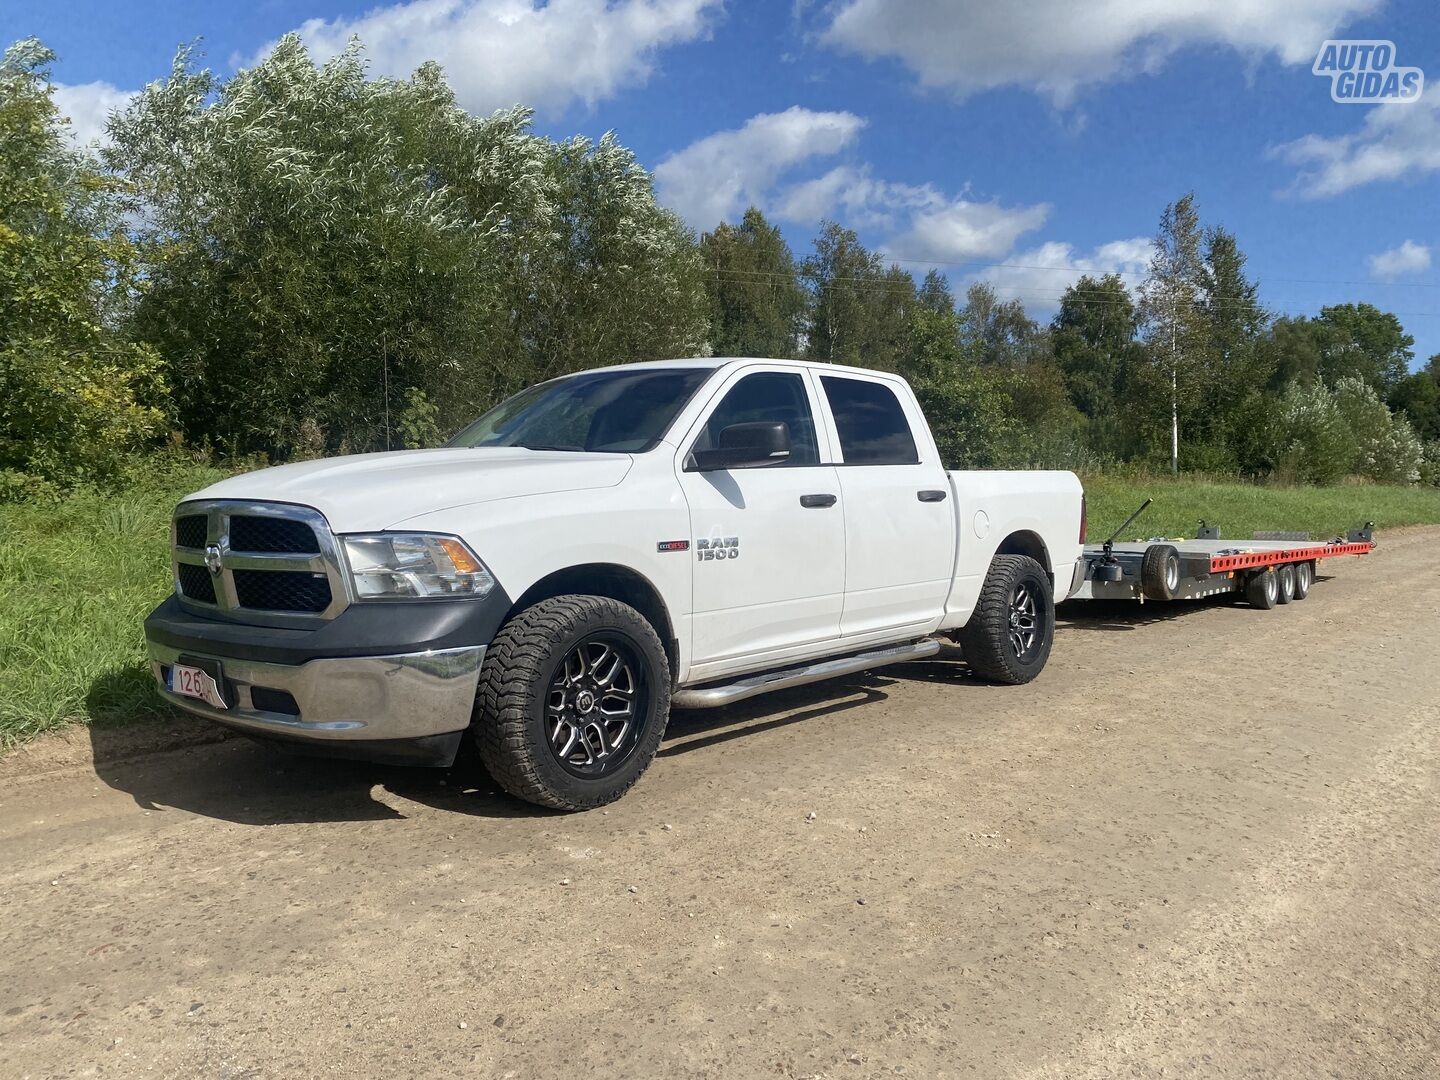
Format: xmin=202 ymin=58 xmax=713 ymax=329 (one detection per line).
xmin=1082 ymin=473 xmax=1440 ymax=544
xmin=0 ymin=463 xmax=226 ymax=747
xmin=4 ymin=462 xmax=1440 ymax=749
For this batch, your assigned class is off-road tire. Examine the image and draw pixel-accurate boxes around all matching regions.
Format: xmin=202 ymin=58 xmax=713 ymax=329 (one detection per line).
xmin=1293 ymin=560 xmax=1313 ymax=600
xmin=473 ymin=595 xmax=671 ymax=811
xmin=1140 ymin=544 xmax=1181 ymax=600
xmin=1245 ymin=569 xmax=1279 ymax=609
xmin=957 ymin=554 xmax=1054 ymax=685
xmin=1276 ymin=563 xmax=1296 ymax=604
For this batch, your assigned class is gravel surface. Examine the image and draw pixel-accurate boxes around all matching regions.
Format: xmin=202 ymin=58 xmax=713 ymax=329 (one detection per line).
xmin=2 ymin=529 xmax=1437 ymax=1079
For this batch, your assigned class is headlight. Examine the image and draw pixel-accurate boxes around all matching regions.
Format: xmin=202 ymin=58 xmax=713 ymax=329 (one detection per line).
xmin=342 ymin=533 xmax=497 ymax=600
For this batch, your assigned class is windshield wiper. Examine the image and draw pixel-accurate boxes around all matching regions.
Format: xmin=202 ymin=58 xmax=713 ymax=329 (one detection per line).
xmin=516 ymin=442 xmax=584 ymax=452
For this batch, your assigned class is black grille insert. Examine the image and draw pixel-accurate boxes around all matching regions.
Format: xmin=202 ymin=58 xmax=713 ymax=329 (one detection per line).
xmin=177 ymin=562 xmax=217 ymax=604
xmin=175 ymin=515 xmax=208 ymax=549
xmin=233 ymin=569 xmax=331 ymax=613
xmin=229 ymin=516 xmax=319 ymax=554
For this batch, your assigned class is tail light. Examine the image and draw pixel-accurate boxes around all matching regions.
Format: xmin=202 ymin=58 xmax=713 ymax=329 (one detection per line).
xmin=1079 ymin=493 xmax=1087 ymax=544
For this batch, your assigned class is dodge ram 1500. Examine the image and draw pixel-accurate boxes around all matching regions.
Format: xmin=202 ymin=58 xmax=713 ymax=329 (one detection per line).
xmin=145 ymin=358 xmax=1085 ymax=809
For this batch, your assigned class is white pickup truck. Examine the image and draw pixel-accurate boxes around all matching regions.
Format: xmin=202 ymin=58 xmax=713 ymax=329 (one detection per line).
xmin=145 ymin=359 xmax=1084 ymax=809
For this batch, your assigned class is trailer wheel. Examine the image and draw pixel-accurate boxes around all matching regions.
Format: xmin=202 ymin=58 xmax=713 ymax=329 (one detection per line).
xmin=958 ymin=555 xmax=1054 ymax=685
xmin=472 ymin=595 xmax=671 ymax=811
xmin=1276 ymin=564 xmax=1296 ymax=604
xmin=1140 ymin=544 xmax=1182 ymax=600
xmin=1293 ymin=560 xmax=1313 ymax=600
xmin=1244 ymin=569 xmax=1279 ymax=610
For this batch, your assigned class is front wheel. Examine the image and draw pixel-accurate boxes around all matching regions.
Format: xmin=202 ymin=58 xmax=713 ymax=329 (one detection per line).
xmin=472 ymin=595 xmax=671 ymax=810
xmin=958 ymin=554 xmax=1054 ymax=685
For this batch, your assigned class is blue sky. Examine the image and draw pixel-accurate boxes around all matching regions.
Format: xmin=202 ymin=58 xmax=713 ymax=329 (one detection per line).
xmin=13 ymin=0 xmax=1440 ymax=366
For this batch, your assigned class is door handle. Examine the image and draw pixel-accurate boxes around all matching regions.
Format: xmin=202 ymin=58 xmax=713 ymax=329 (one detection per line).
xmin=799 ymin=493 xmax=838 ymax=508
xmin=917 ymin=489 xmax=948 ymax=503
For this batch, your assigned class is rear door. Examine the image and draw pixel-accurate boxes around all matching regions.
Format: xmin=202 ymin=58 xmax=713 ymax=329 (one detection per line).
xmin=816 ymin=373 xmax=955 ymax=639
xmin=676 ymin=367 xmax=846 ymax=673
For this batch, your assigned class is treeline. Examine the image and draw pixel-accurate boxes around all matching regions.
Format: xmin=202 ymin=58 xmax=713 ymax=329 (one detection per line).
xmin=4 ymin=36 xmax=1439 ymax=500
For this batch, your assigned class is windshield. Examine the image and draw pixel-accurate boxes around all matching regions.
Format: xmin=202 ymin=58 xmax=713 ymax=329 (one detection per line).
xmin=447 ymin=367 xmax=713 ymax=453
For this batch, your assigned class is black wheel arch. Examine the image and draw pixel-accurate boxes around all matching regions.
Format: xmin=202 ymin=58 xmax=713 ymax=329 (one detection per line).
xmin=994 ymin=530 xmax=1053 ymax=587
xmin=508 ymin=563 xmax=677 ymax=679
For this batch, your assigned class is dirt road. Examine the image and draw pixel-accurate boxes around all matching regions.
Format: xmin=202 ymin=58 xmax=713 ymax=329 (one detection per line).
xmin=3 ymin=529 xmax=1438 ymax=1079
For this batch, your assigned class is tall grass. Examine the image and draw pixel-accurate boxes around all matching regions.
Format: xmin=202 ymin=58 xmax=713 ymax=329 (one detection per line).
xmin=0 ymin=463 xmax=226 ymax=746
xmin=1082 ymin=472 xmax=1440 ymax=543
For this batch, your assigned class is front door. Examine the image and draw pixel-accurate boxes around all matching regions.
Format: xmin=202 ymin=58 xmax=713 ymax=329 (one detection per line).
xmin=676 ymin=368 xmax=845 ymax=674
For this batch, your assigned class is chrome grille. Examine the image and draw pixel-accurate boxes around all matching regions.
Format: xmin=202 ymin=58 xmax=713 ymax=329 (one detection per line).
xmin=171 ymin=501 xmax=350 ymax=624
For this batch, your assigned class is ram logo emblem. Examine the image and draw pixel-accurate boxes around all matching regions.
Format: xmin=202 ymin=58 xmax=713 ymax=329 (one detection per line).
xmin=696 ymin=536 xmax=739 ymax=561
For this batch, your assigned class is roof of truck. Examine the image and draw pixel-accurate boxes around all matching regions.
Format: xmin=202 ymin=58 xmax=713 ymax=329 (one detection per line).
xmin=582 ymin=357 xmax=906 ymax=381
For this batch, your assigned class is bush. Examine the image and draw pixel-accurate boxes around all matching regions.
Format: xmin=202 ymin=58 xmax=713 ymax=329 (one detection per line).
xmin=1270 ymin=381 xmax=1357 ymax=485
xmin=1334 ymin=377 xmax=1423 ymax=483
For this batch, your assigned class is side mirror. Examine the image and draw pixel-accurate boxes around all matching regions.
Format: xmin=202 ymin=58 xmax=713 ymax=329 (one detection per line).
xmin=689 ymin=421 xmax=791 ymax=471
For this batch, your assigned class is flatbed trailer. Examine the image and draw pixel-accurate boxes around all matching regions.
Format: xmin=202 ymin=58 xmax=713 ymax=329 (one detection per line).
xmin=1070 ymin=500 xmax=1376 ymax=609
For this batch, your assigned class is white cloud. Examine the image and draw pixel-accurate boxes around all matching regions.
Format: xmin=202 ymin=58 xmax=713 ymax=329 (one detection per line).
xmin=1368 ymin=240 xmax=1432 ymax=281
xmin=268 ymin=0 xmax=719 ymax=115
xmin=654 ymin=107 xmax=866 ymax=228
xmin=52 ymin=81 xmax=135 ymax=146
xmin=963 ymin=237 xmax=1153 ymax=314
xmin=1275 ymin=84 xmax=1440 ymax=197
xmin=771 ymin=164 xmax=1050 ymax=263
xmin=821 ymin=0 xmax=1379 ymax=103
xmin=882 ymin=192 xmax=1051 ymax=265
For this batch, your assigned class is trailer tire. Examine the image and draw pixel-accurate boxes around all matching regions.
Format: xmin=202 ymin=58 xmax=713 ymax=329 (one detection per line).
xmin=1293 ymin=560 xmax=1313 ymax=600
xmin=472 ymin=595 xmax=671 ymax=811
xmin=1245 ymin=569 xmax=1279 ymax=610
xmin=1276 ymin=563 xmax=1296 ymax=604
xmin=1140 ymin=544 xmax=1182 ymax=600
xmin=958 ymin=555 xmax=1054 ymax=685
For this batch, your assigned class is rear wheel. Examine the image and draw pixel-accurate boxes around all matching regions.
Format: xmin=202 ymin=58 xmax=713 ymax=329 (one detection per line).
xmin=1245 ymin=569 xmax=1279 ymax=610
xmin=1293 ymin=560 xmax=1313 ymax=600
xmin=1276 ymin=563 xmax=1296 ymax=604
xmin=473 ymin=595 xmax=671 ymax=811
xmin=958 ymin=555 xmax=1054 ymax=685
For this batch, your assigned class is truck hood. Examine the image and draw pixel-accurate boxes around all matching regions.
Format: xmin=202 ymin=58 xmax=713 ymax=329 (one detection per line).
xmin=187 ymin=447 xmax=634 ymax=532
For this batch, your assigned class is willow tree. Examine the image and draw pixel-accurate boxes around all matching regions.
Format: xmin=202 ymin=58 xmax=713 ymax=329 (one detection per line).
xmin=109 ymin=36 xmax=707 ymax=458
xmin=0 ymin=39 xmax=166 ymax=494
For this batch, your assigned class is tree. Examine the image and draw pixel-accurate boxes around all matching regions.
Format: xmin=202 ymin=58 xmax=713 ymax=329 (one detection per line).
xmin=1051 ymin=274 xmax=1140 ymax=416
xmin=958 ymin=282 xmax=1048 ymax=368
xmin=1139 ymin=193 xmax=1210 ymax=473
xmin=1311 ymin=303 xmax=1414 ymax=392
xmin=801 ymin=222 xmax=915 ymax=371
xmin=699 ymin=207 xmax=804 ymax=358
xmin=0 ymin=39 xmax=166 ymax=495
xmin=900 ymin=297 xmax=1015 ymax=468
xmin=1389 ymin=368 xmax=1440 ymax=442
xmin=108 ymin=36 xmax=707 ymax=458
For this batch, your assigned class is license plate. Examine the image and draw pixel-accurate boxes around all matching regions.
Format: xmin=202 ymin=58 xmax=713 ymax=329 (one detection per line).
xmin=167 ymin=663 xmax=227 ymax=709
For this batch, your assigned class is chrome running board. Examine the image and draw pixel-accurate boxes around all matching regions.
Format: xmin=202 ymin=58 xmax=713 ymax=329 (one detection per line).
xmin=672 ymin=638 xmax=941 ymax=709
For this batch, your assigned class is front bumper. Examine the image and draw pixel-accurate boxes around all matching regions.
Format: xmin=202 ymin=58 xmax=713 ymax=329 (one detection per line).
xmin=148 ymin=640 xmax=484 ymax=746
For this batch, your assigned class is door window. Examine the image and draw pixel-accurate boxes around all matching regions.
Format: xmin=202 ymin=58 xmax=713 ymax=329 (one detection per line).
xmin=820 ymin=376 xmax=919 ymax=465
xmin=693 ymin=372 xmax=820 ymax=466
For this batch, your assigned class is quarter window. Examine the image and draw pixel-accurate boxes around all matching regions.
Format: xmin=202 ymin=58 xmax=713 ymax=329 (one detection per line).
xmin=693 ymin=372 xmax=820 ymax=466
xmin=820 ymin=376 xmax=919 ymax=465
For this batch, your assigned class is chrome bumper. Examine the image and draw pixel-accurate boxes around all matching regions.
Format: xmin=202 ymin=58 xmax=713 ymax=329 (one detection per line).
xmin=147 ymin=641 xmax=484 ymax=742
